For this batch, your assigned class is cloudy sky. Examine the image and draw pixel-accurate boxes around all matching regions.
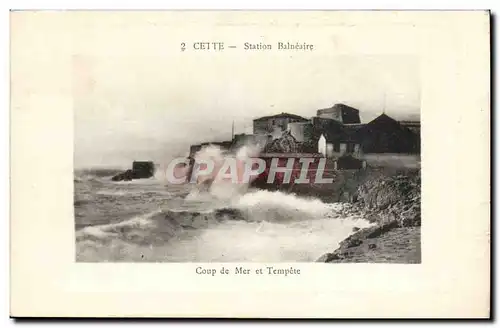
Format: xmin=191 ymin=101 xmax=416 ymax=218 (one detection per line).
xmin=73 ymin=15 xmax=420 ymax=168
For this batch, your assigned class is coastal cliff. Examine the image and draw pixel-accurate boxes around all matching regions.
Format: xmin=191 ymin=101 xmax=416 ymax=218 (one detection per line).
xmin=317 ymin=170 xmax=421 ymax=263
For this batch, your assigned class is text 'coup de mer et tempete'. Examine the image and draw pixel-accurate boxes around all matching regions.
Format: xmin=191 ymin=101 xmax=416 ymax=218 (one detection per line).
xmin=196 ymin=266 xmax=301 ymax=277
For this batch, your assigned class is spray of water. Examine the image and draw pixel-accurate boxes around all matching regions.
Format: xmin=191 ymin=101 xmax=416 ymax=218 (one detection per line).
xmin=185 ymin=142 xmax=263 ymax=200
xmin=76 ymin=143 xmax=374 ymax=262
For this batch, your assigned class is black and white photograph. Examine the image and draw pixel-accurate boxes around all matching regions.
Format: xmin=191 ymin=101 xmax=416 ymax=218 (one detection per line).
xmin=73 ymin=31 xmax=421 ymax=263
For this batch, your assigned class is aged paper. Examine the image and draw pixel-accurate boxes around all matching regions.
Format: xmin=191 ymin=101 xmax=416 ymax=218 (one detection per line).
xmin=10 ymin=11 xmax=490 ymax=318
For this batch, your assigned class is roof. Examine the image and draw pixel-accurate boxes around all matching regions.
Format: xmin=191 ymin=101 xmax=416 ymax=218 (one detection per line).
xmin=254 ymin=112 xmax=309 ymax=121
xmin=319 ymin=130 xmax=346 ymax=143
xmin=365 ymin=113 xmax=399 ymax=125
xmin=343 ymin=124 xmax=366 ymax=135
xmin=317 ymin=103 xmax=360 ymax=113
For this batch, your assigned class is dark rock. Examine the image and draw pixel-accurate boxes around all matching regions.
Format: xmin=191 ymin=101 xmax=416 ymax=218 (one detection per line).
xmin=357 ymin=174 xmax=420 ymax=214
xmin=111 ymin=169 xmax=133 ymax=181
xmin=401 ymin=210 xmax=421 ymax=227
xmin=131 ymin=161 xmax=155 ymax=179
xmin=366 ymin=220 xmax=400 ymax=238
xmin=352 ymin=227 xmax=360 ymax=232
xmin=316 ymin=254 xmax=329 ymax=262
xmin=319 ymin=170 xmax=421 ymax=263
xmin=316 ymin=253 xmax=340 ymax=263
xmin=345 ymin=238 xmax=363 ymax=248
xmin=352 ymin=194 xmax=359 ymax=203
xmin=111 ymin=161 xmax=155 ymax=181
xmin=336 ymin=154 xmax=364 ymax=170
xmin=365 ymin=213 xmax=380 ymax=223
xmin=316 ymin=253 xmax=329 ymax=262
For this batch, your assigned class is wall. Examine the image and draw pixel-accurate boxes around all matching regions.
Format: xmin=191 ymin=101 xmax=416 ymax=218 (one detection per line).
xmin=318 ymin=135 xmax=326 ymax=156
xmin=252 ymin=163 xmax=419 ymax=204
xmin=317 ymin=108 xmax=342 ymax=121
xmin=321 ymin=142 xmax=362 ymax=159
xmin=341 ymin=108 xmax=361 ymax=124
xmin=253 ymin=120 xmax=270 ymax=135
xmin=316 ymin=104 xmax=361 ymax=124
xmin=288 ymin=122 xmax=313 ymax=142
xmin=311 ymin=117 xmax=344 ymax=144
xmin=362 ymin=154 xmax=421 ymax=169
xmin=253 ymin=117 xmax=308 ymax=135
xmin=358 ymin=114 xmax=420 ymax=154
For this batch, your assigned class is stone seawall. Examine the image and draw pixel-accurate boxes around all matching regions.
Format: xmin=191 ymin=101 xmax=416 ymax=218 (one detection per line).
xmin=254 ymin=164 xmax=419 ymax=204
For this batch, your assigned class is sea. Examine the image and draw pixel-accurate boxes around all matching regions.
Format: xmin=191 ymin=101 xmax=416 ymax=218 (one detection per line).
xmin=74 ymin=166 xmax=373 ymax=262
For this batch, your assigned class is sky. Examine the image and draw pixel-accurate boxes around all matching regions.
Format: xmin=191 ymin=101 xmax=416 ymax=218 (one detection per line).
xmin=73 ymin=16 xmax=420 ymax=168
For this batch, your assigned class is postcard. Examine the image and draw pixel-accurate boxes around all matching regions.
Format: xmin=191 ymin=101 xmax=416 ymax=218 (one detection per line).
xmin=10 ymin=10 xmax=490 ymax=318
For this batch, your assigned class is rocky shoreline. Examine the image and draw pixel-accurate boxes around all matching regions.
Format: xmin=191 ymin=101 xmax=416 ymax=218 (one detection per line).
xmin=317 ymin=172 xmax=421 ymax=263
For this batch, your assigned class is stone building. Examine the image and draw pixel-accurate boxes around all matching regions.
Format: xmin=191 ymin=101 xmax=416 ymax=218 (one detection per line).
xmin=315 ymin=113 xmax=420 ymax=156
xmin=316 ymin=103 xmax=361 ymax=124
xmin=399 ymin=120 xmax=421 ymax=153
xmin=356 ymin=114 xmax=420 ymax=154
xmin=250 ymin=105 xmax=365 ymax=157
xmin=316 ymin=123 xmax=363 ymax=158
xmin=287 ymin=121 xmax=313 ymax=142
xmin=188 ymin=103 xmax=420 ymax=162
xmin=253 ymin=112 xmax=309 ymax=136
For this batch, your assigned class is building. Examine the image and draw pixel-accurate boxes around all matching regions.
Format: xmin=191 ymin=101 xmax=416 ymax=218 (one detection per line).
xmin=356 ymin=114 xmax=420 ymax=154
xmin=316 ymin=125 xmax=363 ymax=158
xmin=316 ymin=103 xmax=361 ymax=124
xmin=253 ymin=112 xmax=309 ymax=136
xmin=250 ymin=105 xmax=366 ymax=157
xmin=287 ymin=121 xmax=313 ymax=142
xmin=399 ymin=120 xmax=421 ymax=153
xmin=399 ymin=120 xmax=421 ymax=134
xmin=311 ymin=116 xmax=344 ymax=155
xmin=312 ymin=105 xmax=420 ymax=156
xmin=188 ymin=103 xmax=420 ymax=163
xmin=309 ymin=104 xmax=363 ymax=157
